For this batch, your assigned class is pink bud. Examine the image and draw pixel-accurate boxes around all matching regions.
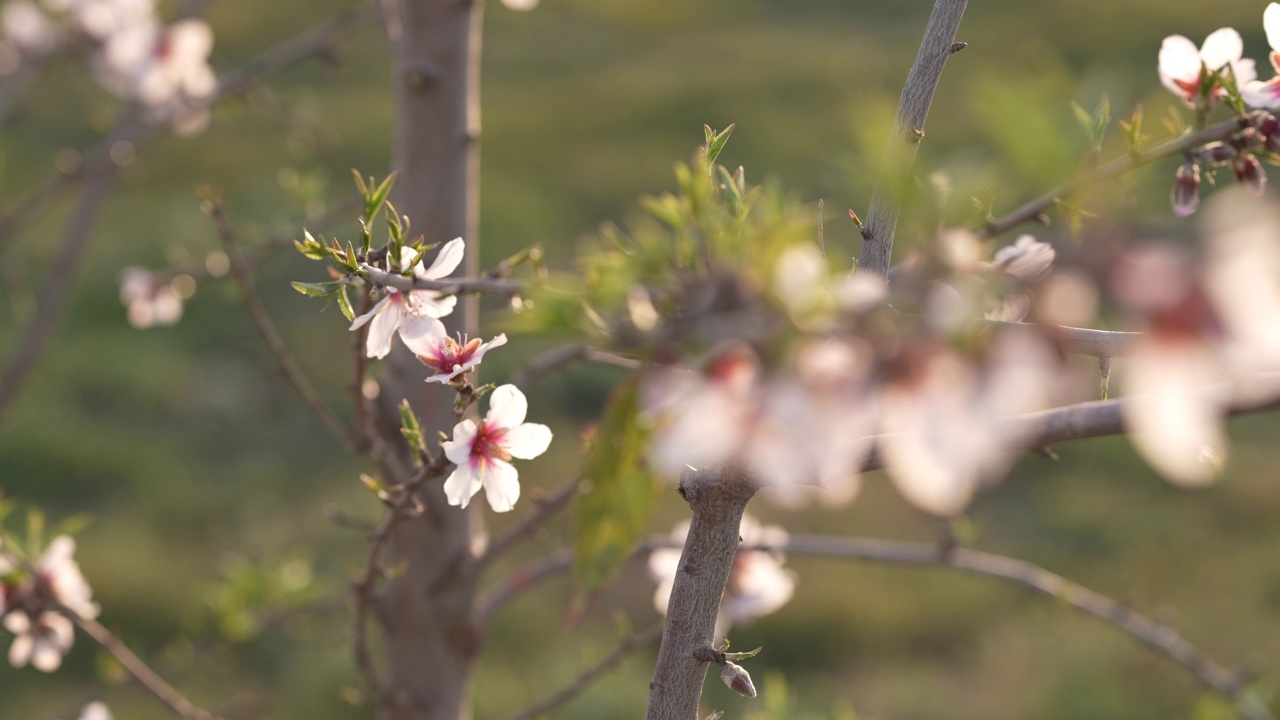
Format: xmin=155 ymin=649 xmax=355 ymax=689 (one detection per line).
xmin=1232 ymin=153 xmax=1267 ymax=197
xmin=720 ymin=661 xmax=757 ymax=698
xmin=1171 ymin=161 xmax=1201 ymax=218
xmin=1254 ymin=112 xmax=1280 ymax=151
xmin=1197 ymin=142 xmax=1236 ymax=164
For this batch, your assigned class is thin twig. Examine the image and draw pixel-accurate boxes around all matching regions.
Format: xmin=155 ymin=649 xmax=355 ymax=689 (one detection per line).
xmin=0 ymin=2 xmax=381 ymax=259
xmin=0 ymin=175 xmax=112 ymax=430
xmin=992 ymin=321 xmax=1141 ymax=359
xmin=510 ymin=343 xmax=643 ymax=389
xmin=737 ymin=535 xmax=1273 ymax=720
xmin=350 ymin=290 xmax=374 ymax=453
xmin=499 ymin=622 xmax=664 ymax=720
xmin=359 ymin=264 xmax=521 ymax=297
xmin=205 ymin=196 xmax=354 ymax=452
xmin=978 ymin=113 xmax=1257 ymax=240
xmin=480 ymin=547 xmax=572 ymax=623
xmin=859 ymin=0 xmax=969 ymax=277
xmin=74 ymin=614 xmax=225 ymax=720
xmin=477 ymin=480 xmax=578 ymax=572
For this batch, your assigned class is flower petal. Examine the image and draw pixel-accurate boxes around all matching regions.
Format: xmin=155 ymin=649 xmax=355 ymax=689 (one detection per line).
xmin=365 ymin=295 xmax=404 ymax=359
xmin=503 ymin=423 xmax=552 ymax=459
xmin=8 ymin=633 xmax=32 ymax=668
xmin=399 ymin=316 xmax=447 ymax=356
xmin=1199 ymin=27 xmax=1243 ymax=70
xmin=1158 ymin=34 xmax=1202 ymax=98
xmin=1266 ymin=3 xmax=1280 ymax=53
xmin=443 ymin=420 xmax=478 ymax=466
xmin=1242 ymin=79 xmax=1280 ymax=109
xmin=348 ymin=294 xmax=388 ymax=331
xmin=486 ymin=384 xmax=528 ymax=429
xmin=420 ymin=237 xmax=465 ymax=280
xmin=443 ymin=466 xmax=483 ymax=508
xmin=481 ymin=458 xmax=521 ymax=512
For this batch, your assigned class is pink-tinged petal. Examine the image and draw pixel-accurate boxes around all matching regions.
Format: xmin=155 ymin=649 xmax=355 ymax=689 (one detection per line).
xmin=1199 ymin=27 xmax=1243 ymax=70
xmin=1230 ymin=57 xmax=1257 ymax=87
xmin=348 ymin=294 xmax=389 ymax=331
xmin=1266 ymin=3 xmax=1280 ymax=53
xmin=1124 ymin=340 xmax=1227 ymax=487
xmin=420 ymin=237 xmax=465 ymax=280
xmin=168 ymin=19 xmax=213 ymax=61
xmin=365 ymin=295 xmax=405 ymax=359
xmin=485 ymin=384 xmax=528 ymax=429
xmin=443 ymin=420 xmax=477 ymax=466
xmin=1242 ymin=79 xmax=1280 ymax=109
xmin=79 ymin=702 xmax=113 ymax=720
xmin=398 ymin=316 xmax=447 ymax=355
xmin=8 ymin=633 xmax=32 ymax=668
xmin=442 ymin=466 xmax=483 ymax=508
xmin=4 ymin=612 xmax=29 ymax=634
xmin=1159 ymin=34 xmax=1202 ymax=97
xmin=722 ymin=554 xmax=795 ymax=623
xmin=481 ymin=459 xmax=521 ymax=512
xmin=503 ymin=423 xmax=552 ymax=459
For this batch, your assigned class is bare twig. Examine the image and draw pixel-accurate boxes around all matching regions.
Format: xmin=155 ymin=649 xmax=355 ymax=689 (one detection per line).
xmin=499 ymin=622 xmax=664 ymax=720
xmin=0 ymin=2 xmax=380 ymax=259
xmin=350 ymin=290 xmax=374 ymax=453
xmin=477 ymin=481 xmax=579 ymax=572
xmin=737 ymin=535 xmax=1273 ymax=720
xmin=859 ymin=0 xmax=969 ymax=277
xmin=74 ymin=614 xmax=225 ymax=720
xmin=480 ymin=547 xmax=572 ymax=623
xmin=992 ymin=321 xmax=1141 ymax=359
xmin=205 ymin=196 xmax=354 ymax=452
xmin=0 ymin=176 xmax=112 ymax=430
xmin=359 ymin=263 xmax=521 ymax=297
xmin=510 ymin=343 xmax=643 ymax=388
xmin=978 ymin=113 xmax=1256 ymax=240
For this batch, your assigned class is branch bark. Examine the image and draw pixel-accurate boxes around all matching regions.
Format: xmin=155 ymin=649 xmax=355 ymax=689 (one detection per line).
xmin=645 ymin=467 xmax=756 ymax=720
xmin=858 ymin=0 xmax=969 ymax=277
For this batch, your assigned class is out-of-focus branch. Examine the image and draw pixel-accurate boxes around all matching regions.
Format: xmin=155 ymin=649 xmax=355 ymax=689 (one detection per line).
xmin=858 ymin=0 xmax=969 ymax=277
xmin=992 ymin=321 xmax=1140 ymax=359
xmin=646 ymin=467 xmax=756 ymax=720
xmin=498 ymin=622 xmax=664 ymax=720
xmin=74 ymin=613 xmax=225 ymax=720
xmin=205 ymin=196 xmax=354 ymax=452
xmin=477 ymin=480 xmax=578 ymax=572
xmin=359 ymin=263 xmax=520 ymax=297
xmin=736 ymin=535 xmax=1273 ymax=720
xmin=978 ymin=112 xmax=1257 ymax=240
xmin=480 ymin=547 xmax=571 ymax=623
xmin=0 ymin=175 xmax=112 ymax=430
xmin=510 ymin=343 xmax=643 ymax=388
xmin=0 ymin=2 xmax=381 ymax=259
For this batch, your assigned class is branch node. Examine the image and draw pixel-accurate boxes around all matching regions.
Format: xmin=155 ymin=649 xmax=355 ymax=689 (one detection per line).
xmin=949 ymin=41 xmax=968 ymax=53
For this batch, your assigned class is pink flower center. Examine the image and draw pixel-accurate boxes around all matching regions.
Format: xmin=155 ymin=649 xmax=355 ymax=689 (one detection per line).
xmin=469 ymin=421 xmax=510 ymax=466
xmin=419 ymin=336 xmax=482 ymax=373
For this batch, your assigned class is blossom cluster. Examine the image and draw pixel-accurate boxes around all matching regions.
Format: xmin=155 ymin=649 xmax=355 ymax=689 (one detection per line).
xmin=0 ymin=0 xmax=216 ymax=133
xmin=0 ymin=536 xmax=98 ymax=672
xmin=1159 ymin=4 xmax=1280 ymax=214
xmin=349 ymin=238 xmax=551 ymax=513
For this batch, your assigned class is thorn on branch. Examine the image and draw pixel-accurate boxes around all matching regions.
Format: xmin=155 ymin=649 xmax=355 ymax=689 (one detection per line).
xmin=949 ymin=41 xmax=968 ymax=54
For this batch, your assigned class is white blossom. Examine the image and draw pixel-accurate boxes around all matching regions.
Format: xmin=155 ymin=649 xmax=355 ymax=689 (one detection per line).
xmin=119 ymin=266 xmax=182 ymax=328
xmin=407 ymin=332 xmax=507 ymax=384
xmin=350 ymin=239 xmax=464 ymax=359
xmin=442 ymin=384 xmax=552 ymax=513
xmin=1244 ymin=4 xmax=1280 ymax=108
xmin=1158 ymin=28 xmax=1255 ymax=108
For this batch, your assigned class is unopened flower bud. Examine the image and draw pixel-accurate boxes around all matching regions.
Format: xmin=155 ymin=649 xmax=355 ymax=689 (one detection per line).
xmin=1254 ymin=112 xmax=1280 ymax=151
xmin=1171 ymin=161 xmax=1201 ymax=218
xmin=1232 ymin=153 xmax=1267 ymax=197
xmin=719 ymin=661 xmax=757 ymax=698
xmin=1198 ymin=141 xmax=1236 ymax=164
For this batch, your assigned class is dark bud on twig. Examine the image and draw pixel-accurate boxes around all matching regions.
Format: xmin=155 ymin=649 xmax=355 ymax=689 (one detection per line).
xmin=1171 ymin=161 xmax=1201 ymax=218
xmin=949 ymin=41 xmax=968 ymax=54
xmin=1232 ymin=153 xmax=1267 ymax=197
xmin=719 ymin=662 xmax=757 ymax=698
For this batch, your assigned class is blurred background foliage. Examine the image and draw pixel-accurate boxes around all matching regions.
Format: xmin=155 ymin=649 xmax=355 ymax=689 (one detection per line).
xmin=1 ymin=0 xmax=1279 ymax=718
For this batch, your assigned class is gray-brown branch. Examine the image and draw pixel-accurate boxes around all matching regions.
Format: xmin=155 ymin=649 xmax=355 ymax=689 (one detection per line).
xmin=858 ymin=0 xmax=969 ymax=277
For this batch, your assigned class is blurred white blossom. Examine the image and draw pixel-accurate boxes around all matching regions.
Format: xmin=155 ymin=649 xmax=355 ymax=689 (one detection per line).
xmin=119 ymin=266 xmax=182 ymax=328
xmin=98 ymin=17 xmax=215 ymax=133
xmin=2 ymin=536 xmax=98 ymax=672
xmin=1158 ymin=27 xmax=1254 ymax=108
xmin=1243 ymin=3 xmax=1280 ymax=108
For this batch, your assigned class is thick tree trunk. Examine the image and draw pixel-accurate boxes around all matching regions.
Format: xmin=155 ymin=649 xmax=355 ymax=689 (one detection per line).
xmin=374 ymin=1 xmax=484 ymax=719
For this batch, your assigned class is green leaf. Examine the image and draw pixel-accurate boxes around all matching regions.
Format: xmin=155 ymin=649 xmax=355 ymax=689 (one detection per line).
xmin=705 ymin=123 xmax=735 ymax=166
xmin=723 ymin=646 xmax=763 ymax=661
xmin=336 ymin=285 xmax=355 ymax=322
xmin=398 ymin=400 xmax=425 ymax=457
xmin=363 ymin=172 xmax=396 ymax=221
xmin=350 ymin=168 xmax=369 ymax=197
xmin=574 ymin=376 xmax=662 ymax=607
xmin=290 ymin=281 xmax=338 ymax=297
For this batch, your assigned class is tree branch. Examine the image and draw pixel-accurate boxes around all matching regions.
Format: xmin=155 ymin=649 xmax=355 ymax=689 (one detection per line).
xmin=477 ymin=480 xmax=578 ymax=572
xmin=858 ymin=0 xmax=969 ymax=277
xmin=359 ymin=263 xmax=520 ymax=297
xmin=74 ymin=614 xmax=225 ymax=720
xmin=499 ymin=622 xmax=664 ymax=720
xmin=977 ymin=113 xmax=1257 ymax=240
xmin=510 ymin=343 xmax=643 ymax=388
xmin=205 ymin=196 xmax=354 ymax=453
xmin=992 ymin=321 xmax=1140 ymax=359
xmin=646 ymin=467 xmax=756 ymax=720
xmin=0 ymin=175 xmax=112 ymax=430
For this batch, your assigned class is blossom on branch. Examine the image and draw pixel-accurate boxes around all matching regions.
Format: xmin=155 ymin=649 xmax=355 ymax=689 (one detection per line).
xmin=442 ymin=384 xmax=552 ymax=513
xmin=119 ymin=266 xmax=183 ymax=328
xmin=1 ymin=536 xmax=99 ymax=672
xmin=97 ymin=17 xmax=216 ymax=134
xmin=44 ymin=0 xmax=153 ymax=41
xmin=1243 ymin=3 xmax=1280 ymax=108
xmin=1158 ymin=27 xmax=1255 ymax=108
xmin=408 ymin=332 xmax=507 ymax=384
xmin=350 ymin=239 xmax=464 ymax=359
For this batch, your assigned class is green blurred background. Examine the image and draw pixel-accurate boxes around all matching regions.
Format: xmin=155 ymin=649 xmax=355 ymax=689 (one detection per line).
xmin=2 ymin=0 xmax=1279 ymax=718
